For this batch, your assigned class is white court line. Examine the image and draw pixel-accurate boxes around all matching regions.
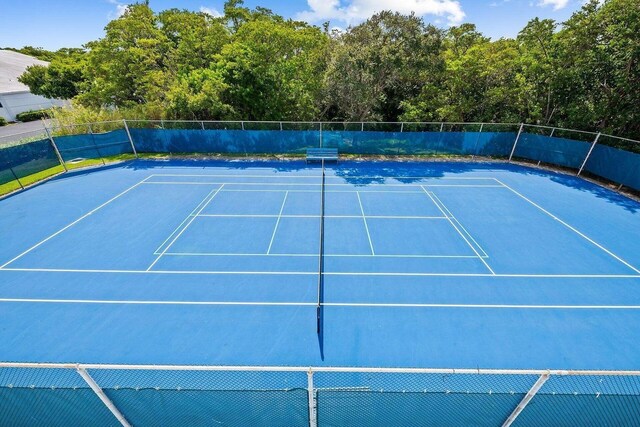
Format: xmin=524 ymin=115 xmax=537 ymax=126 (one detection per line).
xmin=421 ymin=185 xmax=504 ymax=188
xmin=152 ymin=185 xmax=222 ymax=254
xmin=142 ymin=181 xmax=502 ymax=188
xmin=495 ymin=179 xmax=640 ymax=275
xmin=146 ymin=185 xmax=224 ymax=271
xmin=0 ymin=176 xmax=153 ymax=269
xmin=159 ymin=252 xmax=483 ymax=258
xmin=422 ymin=187 xmax=496 ymax=275
xmin=429 ymin=192 xmax=490 ymax=258
xmin=216 ymin=190 xmax=429 ymax=194
xmin=356 ymin=192 xmax=375 ymax=255
xmin=196 ymin=214 xmax=449 ymax=219
xmin=3 ymin=267 xmax=639 ymax=278
xmin=267 ymin=191 xmax=288 ymax=254
xmin=1 ymin=297 xmax=640 ymax=310
xmin=150 ymin=173 xmax=499 ymax=180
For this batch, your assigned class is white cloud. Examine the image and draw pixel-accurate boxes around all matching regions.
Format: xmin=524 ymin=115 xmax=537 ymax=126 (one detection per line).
xmin=200 ymin=6 xmax=223 ymax=18
xmin=538 ymin=0 xmax=570 ymax=10
xmin=296 ymin=0 xmax=465 ymax=27
xmin=107 ymin=0 xmax=128 ymax=19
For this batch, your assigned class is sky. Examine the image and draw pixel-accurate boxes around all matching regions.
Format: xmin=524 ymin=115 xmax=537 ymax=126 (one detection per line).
xmin=0 ymin=0 xmax=589 ymax=51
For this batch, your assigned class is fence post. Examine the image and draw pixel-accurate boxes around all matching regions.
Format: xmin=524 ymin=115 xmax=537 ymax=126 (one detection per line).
xmin=122 ymin=119 xmax=138 ymax=159
xmin=319 ymin=122 xmax=323 ymax=148
xmin=42 ymin=119 xmax=67 ymax=172
xmin=280 ymin=122 xmax=283 ymax=131
xmin=7 ymin=167 xmax=24 ymax=190
xmin=577 ymin=132 xmax=601 ymax=176
xmin=400 ymin=122 xmax=404 ymax=132
xmin=241 ymin=121 xmax=245 ymax=131
xmin=76 ymin=367 xmax=132 ymax=427
xmin=472 ymin=123 xmax=484 ymax=159
xmin=502 ymin=373 xmax=550 ymax=427
xmin=87 ymin=124 xmax=106 ymax=165
xmin=200 ymin=121 xmax=205 ymax=131
xmin=307 ymin=369 xmax=317 ymax=427
xmin=508 ymin=123 xmax=524 ymax=162
xmin=361 ymin=122 xmax=364 ymax=132
xmin=440 ymin=122 xmax=444 ymax=132
xmin=549 ymin=128 xmax=556 ymax=138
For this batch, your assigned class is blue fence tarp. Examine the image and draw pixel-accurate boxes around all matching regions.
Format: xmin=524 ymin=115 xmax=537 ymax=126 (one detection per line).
xmin=1 ymin=127 xmax=639 ymax=193
xmin=0 ymin=138 xmax=60 ymax=183
xmin=584 ymin=144 xmax=640 ymax=190
xmin=54 ymin=130 xmax=132 ymax=161
xmin=514 ymin=133 xmax=592 ymax=169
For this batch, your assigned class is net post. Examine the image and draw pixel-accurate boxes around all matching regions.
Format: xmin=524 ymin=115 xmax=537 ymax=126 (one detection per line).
xmin=577 ymin=132 xmax=600 ymax=176
xmin=122 ymin=119 xmax=138 ymax=159
xmin=502 ymin=373 xmax=550 ymax=427
xmin=76 ymin=366 xmax=132 ymax=427
xmin=508 ymin=123 xmax=524 ymax=162
xmin=87 ymin=124 xmax=106 ymax=165
xmin=43 ymin=119 xmax=67 ymax=171
xmin=307 ymin=369 xmax=317 ymax=427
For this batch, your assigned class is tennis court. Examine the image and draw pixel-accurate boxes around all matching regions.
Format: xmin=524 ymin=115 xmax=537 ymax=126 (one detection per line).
xmin=1 ymin=158 xmax=640 ymax=425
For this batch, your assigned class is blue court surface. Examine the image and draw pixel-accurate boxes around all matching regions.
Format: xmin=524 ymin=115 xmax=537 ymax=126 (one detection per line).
xmin=1 ymin=159 xmax=639 ymax=370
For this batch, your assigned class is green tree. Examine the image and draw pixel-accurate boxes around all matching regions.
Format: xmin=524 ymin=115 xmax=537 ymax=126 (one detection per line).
xmin=18 ymin=48 xmax=86 ymax=99
xmin=323 ymin=12 xmax=444 ymax=121
xmin=216 ymin=18 xmax=328 ymax=120
xmin=517 ymin=18 xmax=559 ymax=124
xmin=553 ymin=0 xmax=640 ymax=138
xmin=401 ymin=24 xmax=523 ymax=122
xmin=166 ymin=68 xmax=233 ymax=119
xmin=78 ymin=3 xmax=170 ymax=108
xmin=159 ymin=9 xmax=230 ymax=75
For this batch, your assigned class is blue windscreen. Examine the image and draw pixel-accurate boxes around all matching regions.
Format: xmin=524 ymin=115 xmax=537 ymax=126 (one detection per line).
xmin=514 ymin=134 xmax=591 ymax=169
xmin=584 ymin=144 xmax=640 ymax=190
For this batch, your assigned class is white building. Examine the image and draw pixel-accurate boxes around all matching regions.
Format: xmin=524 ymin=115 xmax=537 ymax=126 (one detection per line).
xmin=0 ymin=50 xmax=66 ymax=122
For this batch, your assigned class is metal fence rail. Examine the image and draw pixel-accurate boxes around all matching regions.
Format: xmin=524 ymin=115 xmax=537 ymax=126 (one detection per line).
xmin=1 ymin=120 xmax=639 ymax=199
xmin=1 ymin=363 xmax=640 ymax=427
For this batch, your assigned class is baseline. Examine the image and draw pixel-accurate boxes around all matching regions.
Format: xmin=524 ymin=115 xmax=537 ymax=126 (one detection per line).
xmin=2 ymin=267 xmax=639 ymax=278
xmin=2 ymin=297 xmax=640 ymax=310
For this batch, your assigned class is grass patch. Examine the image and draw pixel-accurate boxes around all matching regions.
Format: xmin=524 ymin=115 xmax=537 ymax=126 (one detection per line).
xmin=0 ymin=165 xmax=65 ymax=197
xmin=64 ymin=153 xmax=137 ymax=170
xmin=0 ymin=153 xmax=137 ymax=197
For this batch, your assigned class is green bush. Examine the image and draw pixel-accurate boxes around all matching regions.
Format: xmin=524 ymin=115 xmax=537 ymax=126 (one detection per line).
xmin=0 ymin=117 xmax=7 ymax=126
xmin=16 ymin=109 xmax=51 ymax=122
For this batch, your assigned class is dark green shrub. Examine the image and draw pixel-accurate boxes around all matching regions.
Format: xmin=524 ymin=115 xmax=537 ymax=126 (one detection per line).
xmin=16 ymin=109 xmax=51 ymax=122
xmin=0 ymin=117 xmax=7 ymax=126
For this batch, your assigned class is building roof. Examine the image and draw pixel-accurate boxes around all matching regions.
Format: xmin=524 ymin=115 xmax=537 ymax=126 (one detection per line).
xmin=0 ymin=50 xmax=49 ymax=94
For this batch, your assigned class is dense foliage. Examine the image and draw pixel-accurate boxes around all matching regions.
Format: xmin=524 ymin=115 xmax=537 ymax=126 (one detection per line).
xmin=16 ymin=0 xmax=640 ymax=140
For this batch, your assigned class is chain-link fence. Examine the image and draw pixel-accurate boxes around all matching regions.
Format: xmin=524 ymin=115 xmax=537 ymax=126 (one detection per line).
xmin=1 ymin=364 xmax=640 ymax=427
xmin=1 ymin=120 xmax=639 ymax=198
